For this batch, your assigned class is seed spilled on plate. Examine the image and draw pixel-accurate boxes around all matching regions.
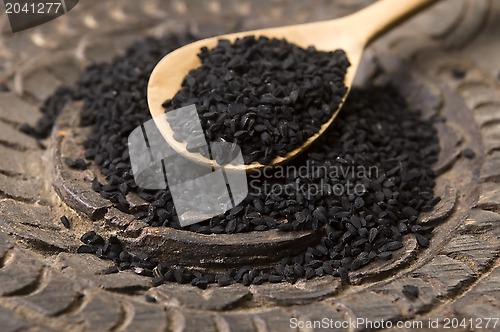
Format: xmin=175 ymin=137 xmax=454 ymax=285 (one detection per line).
xmin=28 ymin=34 xmax=440 ymax=288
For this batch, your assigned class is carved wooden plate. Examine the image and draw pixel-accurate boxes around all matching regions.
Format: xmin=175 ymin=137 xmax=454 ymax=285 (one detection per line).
xmin=0 ymin=0 xmax=499 ymax=329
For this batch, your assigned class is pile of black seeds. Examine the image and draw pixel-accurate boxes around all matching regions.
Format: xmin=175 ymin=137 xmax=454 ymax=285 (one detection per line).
xmin=29 ymin=34 xmax=441 ymax=287
xmin=76 ymin=86 xmax=439 ymax=288
xmin=163 ymin=36 xmax=350 ymax=165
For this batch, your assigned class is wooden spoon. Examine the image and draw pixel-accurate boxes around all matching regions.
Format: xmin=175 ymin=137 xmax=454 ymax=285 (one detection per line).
xmin=147 ymin=0 xmax=438 ymax=171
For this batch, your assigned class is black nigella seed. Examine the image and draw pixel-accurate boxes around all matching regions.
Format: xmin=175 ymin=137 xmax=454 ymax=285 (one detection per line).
xmin=151 ymin=276 xmax=164 ymax=287
xmin=75 ymin=158 xmax=89 ymax=170
xmin=77 ymin=245 xmax=97 ymax=254
xmin=451 ymin=68 xmax=466 ymax=79
xmin=252 ymin=276 xmax=264 ymax=285
xmin=385 ymin=241 xmax=404 ymax=251
xmin=133 ymin=267 xmax=154 ymax=277
xmin=163 ymin=269 xmax=175 ymax=282
xmin=402 ymin=284 xmax=419 ymax=300
xmin=415 ymin=233 xmax=430 ymax=247
xmin=268 ymin=274 xmax=283 ymax=283
xmin=349 ymin=216 xmax=362 ymax=229
xmin=305 ymin=268 xmax=316 ymax=280
xmin=337 ymin=267 xmax=349 ymax=282
xmin=368 ymin=228 xmax=378 ymax=243
xmin=145 ymin=294 xmax=157 ymax=303
xmin=350 ymin=257 xmax=364 ymax=271
xmin=193 ymin=279 xmax=209 ymax=289
xmin=217 ymin=275 xmax=232 ymax=287
xmin=60 ymin=215 xmax=70 ymax=229
xmin=354 ymin=197 xmax=364 ymax=209
xmin=462 ymin=148 xmax=475 ymax=159
xmin=80 ymin=231 xmax=104 ymax=246
xmin=402 ymin=207 xmax=418 ymax=218
xmin=91 ymin=178 xmax=101 ymax=192
xmin=64 ymin=157 xmax=76 ymax=168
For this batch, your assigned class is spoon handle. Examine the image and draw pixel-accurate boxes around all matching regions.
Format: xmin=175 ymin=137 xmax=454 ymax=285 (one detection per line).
xmin=347 ymin=0 xmax=440 ymax=45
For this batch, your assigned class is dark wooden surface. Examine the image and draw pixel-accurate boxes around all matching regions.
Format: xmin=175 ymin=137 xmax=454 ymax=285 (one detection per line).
xmin=1 ymin=0 xmax=500 ymax=331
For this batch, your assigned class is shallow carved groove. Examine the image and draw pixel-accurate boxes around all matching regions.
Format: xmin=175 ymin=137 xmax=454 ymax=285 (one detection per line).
xmin=418 ymin=184 xmax=457 ymax=225
xmin=0 ymin=250 xmax=44 ymax=297
xmin=13 ymin=269 xmax=82 ymax=316
xmin=440 ymin=234 xmax=500 ymax=272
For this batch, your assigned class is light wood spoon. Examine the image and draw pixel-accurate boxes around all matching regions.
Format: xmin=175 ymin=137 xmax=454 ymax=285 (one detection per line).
xmin=148 ymin=0 xmax=438 ymax=171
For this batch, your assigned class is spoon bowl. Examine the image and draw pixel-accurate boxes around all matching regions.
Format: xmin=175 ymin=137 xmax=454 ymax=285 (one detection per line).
xmin=148 ymin=0 xmax=438 ymax=171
